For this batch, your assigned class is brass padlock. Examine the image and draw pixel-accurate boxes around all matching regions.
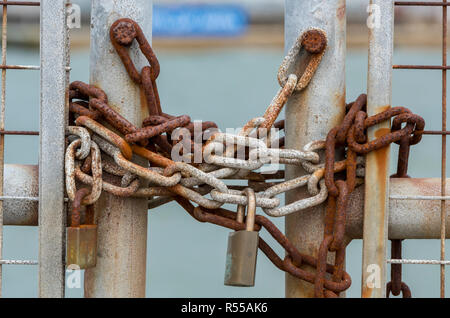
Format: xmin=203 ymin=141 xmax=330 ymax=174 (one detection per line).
xmin=224 ymin=188 xmax=259 ymax=287
xmin=67 ymin=188 xmax=97 ymax=269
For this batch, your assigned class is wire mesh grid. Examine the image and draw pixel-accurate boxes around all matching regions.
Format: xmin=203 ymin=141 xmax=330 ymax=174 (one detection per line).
xmin=0 ymin=0 xmax=72 ymax=297
xmin=393 ymin=0 xmax=448 ymax=298
xmin=0 ymin=0 xmax=42 ymax=297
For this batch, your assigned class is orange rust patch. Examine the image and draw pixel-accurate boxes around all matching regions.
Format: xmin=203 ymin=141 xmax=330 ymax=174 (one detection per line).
xmin=371 ymin=127 xmax=389 ymax=281
xmin=329 ymin=92 xmax=346 ymax=127
xmin=374 ymin=128 xmax=390 ymax=204
xmin=334 ymin=92 xmax=346 ymax=109
xmin=375 ymin=105 xmax=391 ymax=113
xmin=362 ymin=286 xmax=373 ymax=298
xmin=140 ymin=87 xmax=149 ymax=120
xmin=374 ymin=127 xmax=390 ymax=139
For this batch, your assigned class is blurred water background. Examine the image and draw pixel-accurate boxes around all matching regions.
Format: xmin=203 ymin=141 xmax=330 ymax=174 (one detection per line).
xmin=1 ymin=0 xmax=449 ymax=299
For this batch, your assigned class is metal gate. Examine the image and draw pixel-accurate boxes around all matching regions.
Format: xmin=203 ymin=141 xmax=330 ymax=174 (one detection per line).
xmin=0 ymin=0 xmax=448 ymax=298
xmin=0 ymin=0 xmax=68 ymax=297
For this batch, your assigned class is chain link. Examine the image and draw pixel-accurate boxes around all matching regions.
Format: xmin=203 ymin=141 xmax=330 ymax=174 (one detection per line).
xmin=64 ymin=18 xmax=425 ymax=297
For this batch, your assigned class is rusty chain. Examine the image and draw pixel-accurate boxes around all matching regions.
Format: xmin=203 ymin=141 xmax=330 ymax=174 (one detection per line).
xmin=385 ymin=118 xmax=416 ymax=298
xmin=64 ymin=18 xmax=425 ymax=297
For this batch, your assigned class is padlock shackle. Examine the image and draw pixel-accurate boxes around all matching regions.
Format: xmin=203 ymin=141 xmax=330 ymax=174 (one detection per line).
xmin=236 ymin=205 xmax=245 ymax=224
xmin=71 ymin=188 xmax=91 ymax=227
xmin=243 ymin=188 xmax=256 ymax=232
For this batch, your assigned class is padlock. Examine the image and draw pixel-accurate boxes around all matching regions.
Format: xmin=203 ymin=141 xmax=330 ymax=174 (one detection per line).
xmin=224 ymin=188 xmax=259 ymax=287
xmin=66 ymin=188 xmax=97 ymax=269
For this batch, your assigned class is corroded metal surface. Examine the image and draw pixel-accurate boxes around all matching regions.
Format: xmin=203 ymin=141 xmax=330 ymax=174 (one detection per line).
xmin=362 ymin=0 xmax=393 ymax=299
xmin=3 ymin=164 xmax=38 ymax=226
xmin=39 ymin=0 xmax=69 ymax=298
xmin=345 ymin=178 xmax=450 ymax=239
xmin=284 ymin=0 xmax=346 ymax=298
xmin=84 ymin=0 xmax=152 ymax=298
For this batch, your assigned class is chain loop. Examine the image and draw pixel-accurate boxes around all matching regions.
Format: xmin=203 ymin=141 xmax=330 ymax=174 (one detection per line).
xmin=64 ymin=19 xmax=425 ymax=297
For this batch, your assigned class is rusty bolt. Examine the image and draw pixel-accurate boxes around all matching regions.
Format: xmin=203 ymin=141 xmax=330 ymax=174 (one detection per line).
xmin=111 ymin=20 xmax=137 ymax=46
xmin=302 ymin=29 xmax=327 ymax=54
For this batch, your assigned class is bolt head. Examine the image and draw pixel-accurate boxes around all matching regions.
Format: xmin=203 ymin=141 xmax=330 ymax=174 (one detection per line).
xmin=112 ymin=21 xmax=137 ymax=46
xmin=302 ymin=30 xmax=327 ymax=54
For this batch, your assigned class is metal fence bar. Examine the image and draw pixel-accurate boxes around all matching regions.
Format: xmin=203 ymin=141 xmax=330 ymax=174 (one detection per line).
xmin=395 ymin=1 xmax=450 ymax=6
xmin=388 ymin=259 xmax=450 ymax=265
xmin=0 ymin=2 xmax=39 ymax=6
xmin=0 ymin=0 xmax=7 ymax=299
xmin=284 ymin=0 xmax=346 ymax=298
xmin=84 ymin=0 xmax=152 ymax=298
xmin=393 ymin=0 xmax=449 ymax=299
xmin=0 ymin=260 xmax=38 ymax=265
xmin=361 ymin=0 xmax=394 ymax=298
xmin=0 ymin=65 xmax=39 ymax=70
xmin=440 ymin=0 xmax=447 ymax=299
xmin=390 ymin=195 xmax=450 ymax=200
xmin=39 ymin=0 xmax=68 ymax=298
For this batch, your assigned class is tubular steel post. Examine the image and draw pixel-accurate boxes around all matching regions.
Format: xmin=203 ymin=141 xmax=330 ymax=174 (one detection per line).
xmin=84 ymin=0 xmax=152 ymax=298
xmin=0 ymin=0 xmax=7 ymax=297
xmin=39 ymin=0 xmax=69 ymax=298
xmin=285 ymin=0 xmax=346 ymax=298
xmin=361 ymin=0 xmax=393 ymax=298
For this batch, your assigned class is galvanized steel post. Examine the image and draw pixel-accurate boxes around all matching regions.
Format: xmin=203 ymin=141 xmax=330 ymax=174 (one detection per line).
xmin=361 ymin=0 xmax=393 ymax=298
xmin=39 ymin=0 xmax=69 ymax=298
xmin=285 ymin=0 xmax=346 ymax=298
xmin=84 ymin=0 xmax=152 ymax=298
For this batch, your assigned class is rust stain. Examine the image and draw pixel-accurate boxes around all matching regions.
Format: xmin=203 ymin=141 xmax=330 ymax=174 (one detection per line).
xmin=140 ymin=86 xmax=150 ymax=122
xmin=334 ymin=91 xmax=346 ymax=110
xmin=362 ymin=286 xmax=373 ymax=298
xmin=329 ymin=92 xmax=346 ymax=128
xmin=374 ymin=127 xmax=391 ymax=139
xmin=374 ymin=127 xmax=389 ymax=249
xmin=375 ymin=105 xmax=391 ymax=114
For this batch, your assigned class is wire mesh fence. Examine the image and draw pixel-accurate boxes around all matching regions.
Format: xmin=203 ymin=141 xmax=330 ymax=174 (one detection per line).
xmin=392 ymin=0 xmax=448 ymax=298
xmin=0 ymin=0 xmax=42 ymax=297
xmin=0 ymin=0 xmax=448 ymax=298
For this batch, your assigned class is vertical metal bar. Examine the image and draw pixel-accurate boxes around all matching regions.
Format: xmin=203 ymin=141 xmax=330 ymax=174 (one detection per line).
xmin=39 ymin=0 xmax=68 ymax=298
xmin=84 ymin=0 xmax=152 ymax=298
xmin=441 ymin=0 xmax=447 ymax=299
xmin=285 ymin=0 xmax=346 ymax=298
xmin=361 ymin=0 xmax=393 ymax=299
xmin=0 ymin=0 xmax=7 ymax=297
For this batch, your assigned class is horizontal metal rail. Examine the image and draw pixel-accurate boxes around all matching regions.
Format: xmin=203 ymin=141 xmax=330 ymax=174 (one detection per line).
xmin=0 ymin=65 xmax=39 ymax=70
xmin=0 ymin=260 xmax=37 ymax=265
xmin=388 ymin=259 xmax=450 ymax=265
xmin=390 ymin=195 xmax=450 ymax=200
xmin=422 ymin=131 xmax=450 ymax=135
xmin=394 ymin=65 xmax=450 ymax=70
xmin=0 ymin=66 xmax=71 ymax=71
xmin=0 ymin=2 xmax=39 ymax=6
xmin=0 ymin=131 xmax=38 ymax=135
xmin=0 ymin=196 xmax=38 ymax=201
xmin=395 ymin=1 xmax=450 ymax=6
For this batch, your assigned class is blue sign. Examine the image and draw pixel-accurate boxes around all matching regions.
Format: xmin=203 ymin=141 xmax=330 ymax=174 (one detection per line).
xmin=153 ymin=4 xmax=248 ymax=37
